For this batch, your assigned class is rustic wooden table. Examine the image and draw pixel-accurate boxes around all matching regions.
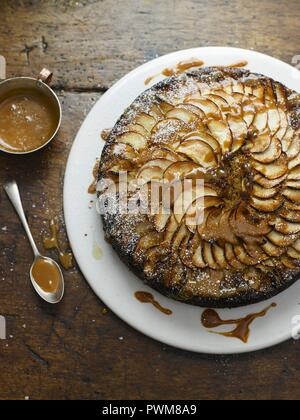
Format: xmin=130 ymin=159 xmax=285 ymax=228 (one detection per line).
xmin=0 ymin=0 xmax=300 ymax=400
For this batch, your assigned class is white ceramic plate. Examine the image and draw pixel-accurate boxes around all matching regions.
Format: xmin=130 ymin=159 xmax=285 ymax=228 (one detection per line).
xmin=64 ymin=47 xmax=300 ymax=354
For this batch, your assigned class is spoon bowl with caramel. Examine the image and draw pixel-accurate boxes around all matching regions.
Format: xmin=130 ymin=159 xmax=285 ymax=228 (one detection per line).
xmin=0 ymin=70 xmax=61 ymax=154
xmin=4 ymin=181 xmax=64 ymax=304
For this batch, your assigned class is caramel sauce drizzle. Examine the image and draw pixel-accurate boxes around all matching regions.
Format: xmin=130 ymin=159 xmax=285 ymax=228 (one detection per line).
xmin=101 ymin=129 xmax=111 ymax=142
xmin=144 ymin=58 xmax=205 ymax=85
xmin=88 ymin=159 xmax=100 ymax=194
xmin=43 ymin=220 xmax=74 ymax=270
xmin=144 ymin=59 xmax=248 ymax=85
xmin=201 ymin=303 xmax=277 ymax=343
xmin=223 ymin=60 xmax=249 ymax=68
xmin=135 ymin=291 xmax=173 ymax=315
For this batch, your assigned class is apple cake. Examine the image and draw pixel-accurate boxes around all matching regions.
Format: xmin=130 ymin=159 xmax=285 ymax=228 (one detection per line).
xmin=99 ymin=67 xmax=300 ymax=308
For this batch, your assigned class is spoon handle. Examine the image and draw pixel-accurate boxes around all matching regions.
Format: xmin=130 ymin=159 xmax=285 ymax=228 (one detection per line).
xmin=3 ymin=181 xmax=40 ymax=258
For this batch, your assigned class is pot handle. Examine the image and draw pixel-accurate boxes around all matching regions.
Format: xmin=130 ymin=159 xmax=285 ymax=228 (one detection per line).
xmin=38 ymin=68 xmax=53 ymax=85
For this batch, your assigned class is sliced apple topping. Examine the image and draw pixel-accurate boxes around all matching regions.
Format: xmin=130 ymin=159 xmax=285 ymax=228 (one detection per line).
xmin=203 ymin=242 xmax=220 ymax=270
xmin=252 ymin=183 xmax=278 ymax=199
xmin=163 ymin=161 xmax=199 ymax=182
xmin=287 ymin=165 xmax=300 ymax=180
xmin=136 ymin=231 xmax=164 ymax=253
xmin=272 ymin=217 xmax=300 ymax=235
xmin=224 ymin=242 xmax=245 ymax=269
xmin=166 ymin=107 xmax=198 ymax=124
xmin=135 ymin=113 xmax=157 ymax=132
xmin=281 ymin=255 xmax=298 ymax=269
xmin=267 ymin=230 xmax=297 ymax=247
xmin=183 ymin=131 xmax=222 ymax=156
xmin=185 ymin=98 xmax=220 ymax=118
xmin=252 ymin=155 xmax=288 ymax=180
xmin=117 ymin=131 xmax=147 ymax=151
xmin=212 ymin=243 xmax=229 ymax=269
xmin=254 ymin=172 xmax=287 ymax=188
xmin=207 ymin=120 xmax=232 ymax=153
xmin=282 ymin=187 xmax=300 ymax=203
xmin=177 ymin=139 xmax=218 ymax=167
xmin=267 ymin=108 xmax=280 ymax=135
xmin=250 ymin=195 xmax=283 ymax=213
xmin=248 ymin=130 xmax=271 ymax=153
xmin=234 ymin=244 xmax=257 ymax=266
xmin=227 ymin=115 xmax=247 ymax=152
xmin=137 ymin=166 xmax=164 ymax=184
xmin=192 ymin=241 xmax=207 ymax=268
xmin=262 ymin=239 xmax=285 ymax=257
xmin=251 ymin=137 xmax=282 ymax=164
xmin=218 ymin=209 xmax=239 ymax=245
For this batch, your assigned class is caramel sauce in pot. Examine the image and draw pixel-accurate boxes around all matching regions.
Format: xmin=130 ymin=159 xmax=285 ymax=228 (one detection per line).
xmin=135 ymin=291 xmax=173 ymax=315
xmin=201 ymin=303 xmax=276 ymax=343
xmin=31 ymin=257 xmax=61 ymax=294
xmin=0 ymin=88 xmax=59 ymax=153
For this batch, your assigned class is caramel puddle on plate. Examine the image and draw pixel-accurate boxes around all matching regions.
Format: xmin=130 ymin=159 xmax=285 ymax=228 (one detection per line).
xmin=222 ymin=60 xmax=249 ymax=68
xmin=88 ymin=158 xmax=100 ymax=194
xmin=92 ymin=240 xmax=103 ymax=260
xmin=135 ymin=291 xmax=173 ymax=315
xmin=31 ymin=257 xmax=61 ymax=293
xmin=144 ymin=58 xmax=205 ymax=85
xmin=43 ymin=220 xmax=74 ymax=270
xmin=201 ymin=303 xmax=277 ymax=343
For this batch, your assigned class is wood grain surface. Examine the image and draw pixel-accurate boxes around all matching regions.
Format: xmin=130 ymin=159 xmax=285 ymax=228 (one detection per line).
xmin=0 ymin=0 xmax=300 ymax=400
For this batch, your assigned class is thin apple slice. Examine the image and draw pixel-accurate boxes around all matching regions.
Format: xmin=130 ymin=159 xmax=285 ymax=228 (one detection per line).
xmin=248 ymin=131 xmax=271 ymax=153
xmin=274 ymin=82 xmax=287 ymax=108
xmin=204 ymin=93 xmax=229 ymax=111
xmin=207 ymin=120 xmax=232 ymax=153
xmin=286 ymin=135 xmax=300 ymax=161
xmin=227 ymin=115 xmax=248 ymax=152
xmin=251 ymin=137 xmax=282 ymax=164
xmin=244 ymin=84 xmax=253 ymax=96
xmin=254 ymin=172 xmax=286 ymax=188
xmin=177 ymin=140 xmax=218 ymax=168
xmin=137 ymin=166 xmax=164 ymax=183
xmin=234 ymin=203 xmax=272 ymax=236
xmin=212 ymin=89 xmax=236 ymax=106
xmin=252 ymin=110 xmax=268 ymax=132
xmin=149 ymin=104 xmax=164 ymax=119
xmin=163 ymin=161 xmax=199 ymax=182
xmin=136 ymin=231 xmax=164 ymax=252
xmin=218 ymin=209 xmax=239 ymax=245
xmin=172 ymin=224 xmax=189 ymax=251
xmin=166 ymin=107 xmax=198 ymax=124
xmin=185 ymin=196 xmax=223 ymax=229
xmin=174 ymin=185 xmax=217 ymax=224
xmin=279 ymin=208 xmax=300 ymax=223
xmin=267 ymin=108 xmax=281 ymax=135
xmin=151 ymin=118 xmax=186 ymax=137
xmin=203 ymin=242 xmax=219 ymax=270
xmin=192 ymin=241 xmax=207 ymax=268
xmin=262 ymin=239 xmax=285 ymax=257
xmin=117 ymin=131 xmax=147 ymax=150
xmin=135 ymin=113 xmax=157 ymax=132
xmin=242 ymin=101 xmax=255 ymax=127
xmin=287 ymin=165 xmax=300 ymax=180
xmin=126 ymin=123 xmax=150 ymax=138
xmin=288 ymin=151 xmax=300 ymax=171
xmin=252 ymin=183 xmax=278 ymax=199
xmin=275 ymin=108 xmax=288 ymax=141
xmin=232 ymin=82 xmax=245 ymax=94
xmin=250 ymin=195 xmax=283 ymax=212
xmin=164 ymin=215 xmax=179 ymax=243
xmin=158 ymin=100 xmax=174 ymax=114
xmin=244 ymin=243 xmax=269 ymax=262
xmin=285 ymin=200 xmax=300 ymax=211
xmin=281 ymin=255 xmax=298 ymax=269
xmin=252 ymin=84 xmax=265 ymax=100
xmin=252 ymin=155 xmax=288 ymax=180
xmin=154 ymin=209 xmax=170 ymax=232
xmin=112 ymin=143 xmax=137 ymax=160
xmin=234 ymin=244 xmax=257 ymax=266
xmin=184 ymin=131 xmax=222 ymax=156
xmin=140 ymin=158 xmax=173 ymax=173
xmin=273 ymin=217 xmax=300 ymax=235
xmin=197 ymin=207 xmax=216 ymax=236
xmin=148 ymin=147 xmax=184 ymax=162
xmin=293 ymin=239 xmax=300 ymax=253
xmin=287 ymin=246 xmax=300 ymax=260
xmin=285 ymin=180 xmax=300 ymax=189
xmin=282 ymin=188 xmax=300 ymax=203
xmin=267 ymin=230 xmax=297 ymax=247
xmin=224 ymin=242 xmax=245 ymax=269
xmin=281 ymin=127 xmax=295 ymax=153
xmin=212 ymin=243 xmax=229 ymax=269
xmin=176 ymin=103 xmax=205 ymax=118
xmin=202 ymin=208 xmax=223 ymax=241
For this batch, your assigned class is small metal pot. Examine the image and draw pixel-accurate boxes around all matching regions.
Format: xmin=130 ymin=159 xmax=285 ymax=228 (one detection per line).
xmin=0 ymin=69 xmax=62 ymax=155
